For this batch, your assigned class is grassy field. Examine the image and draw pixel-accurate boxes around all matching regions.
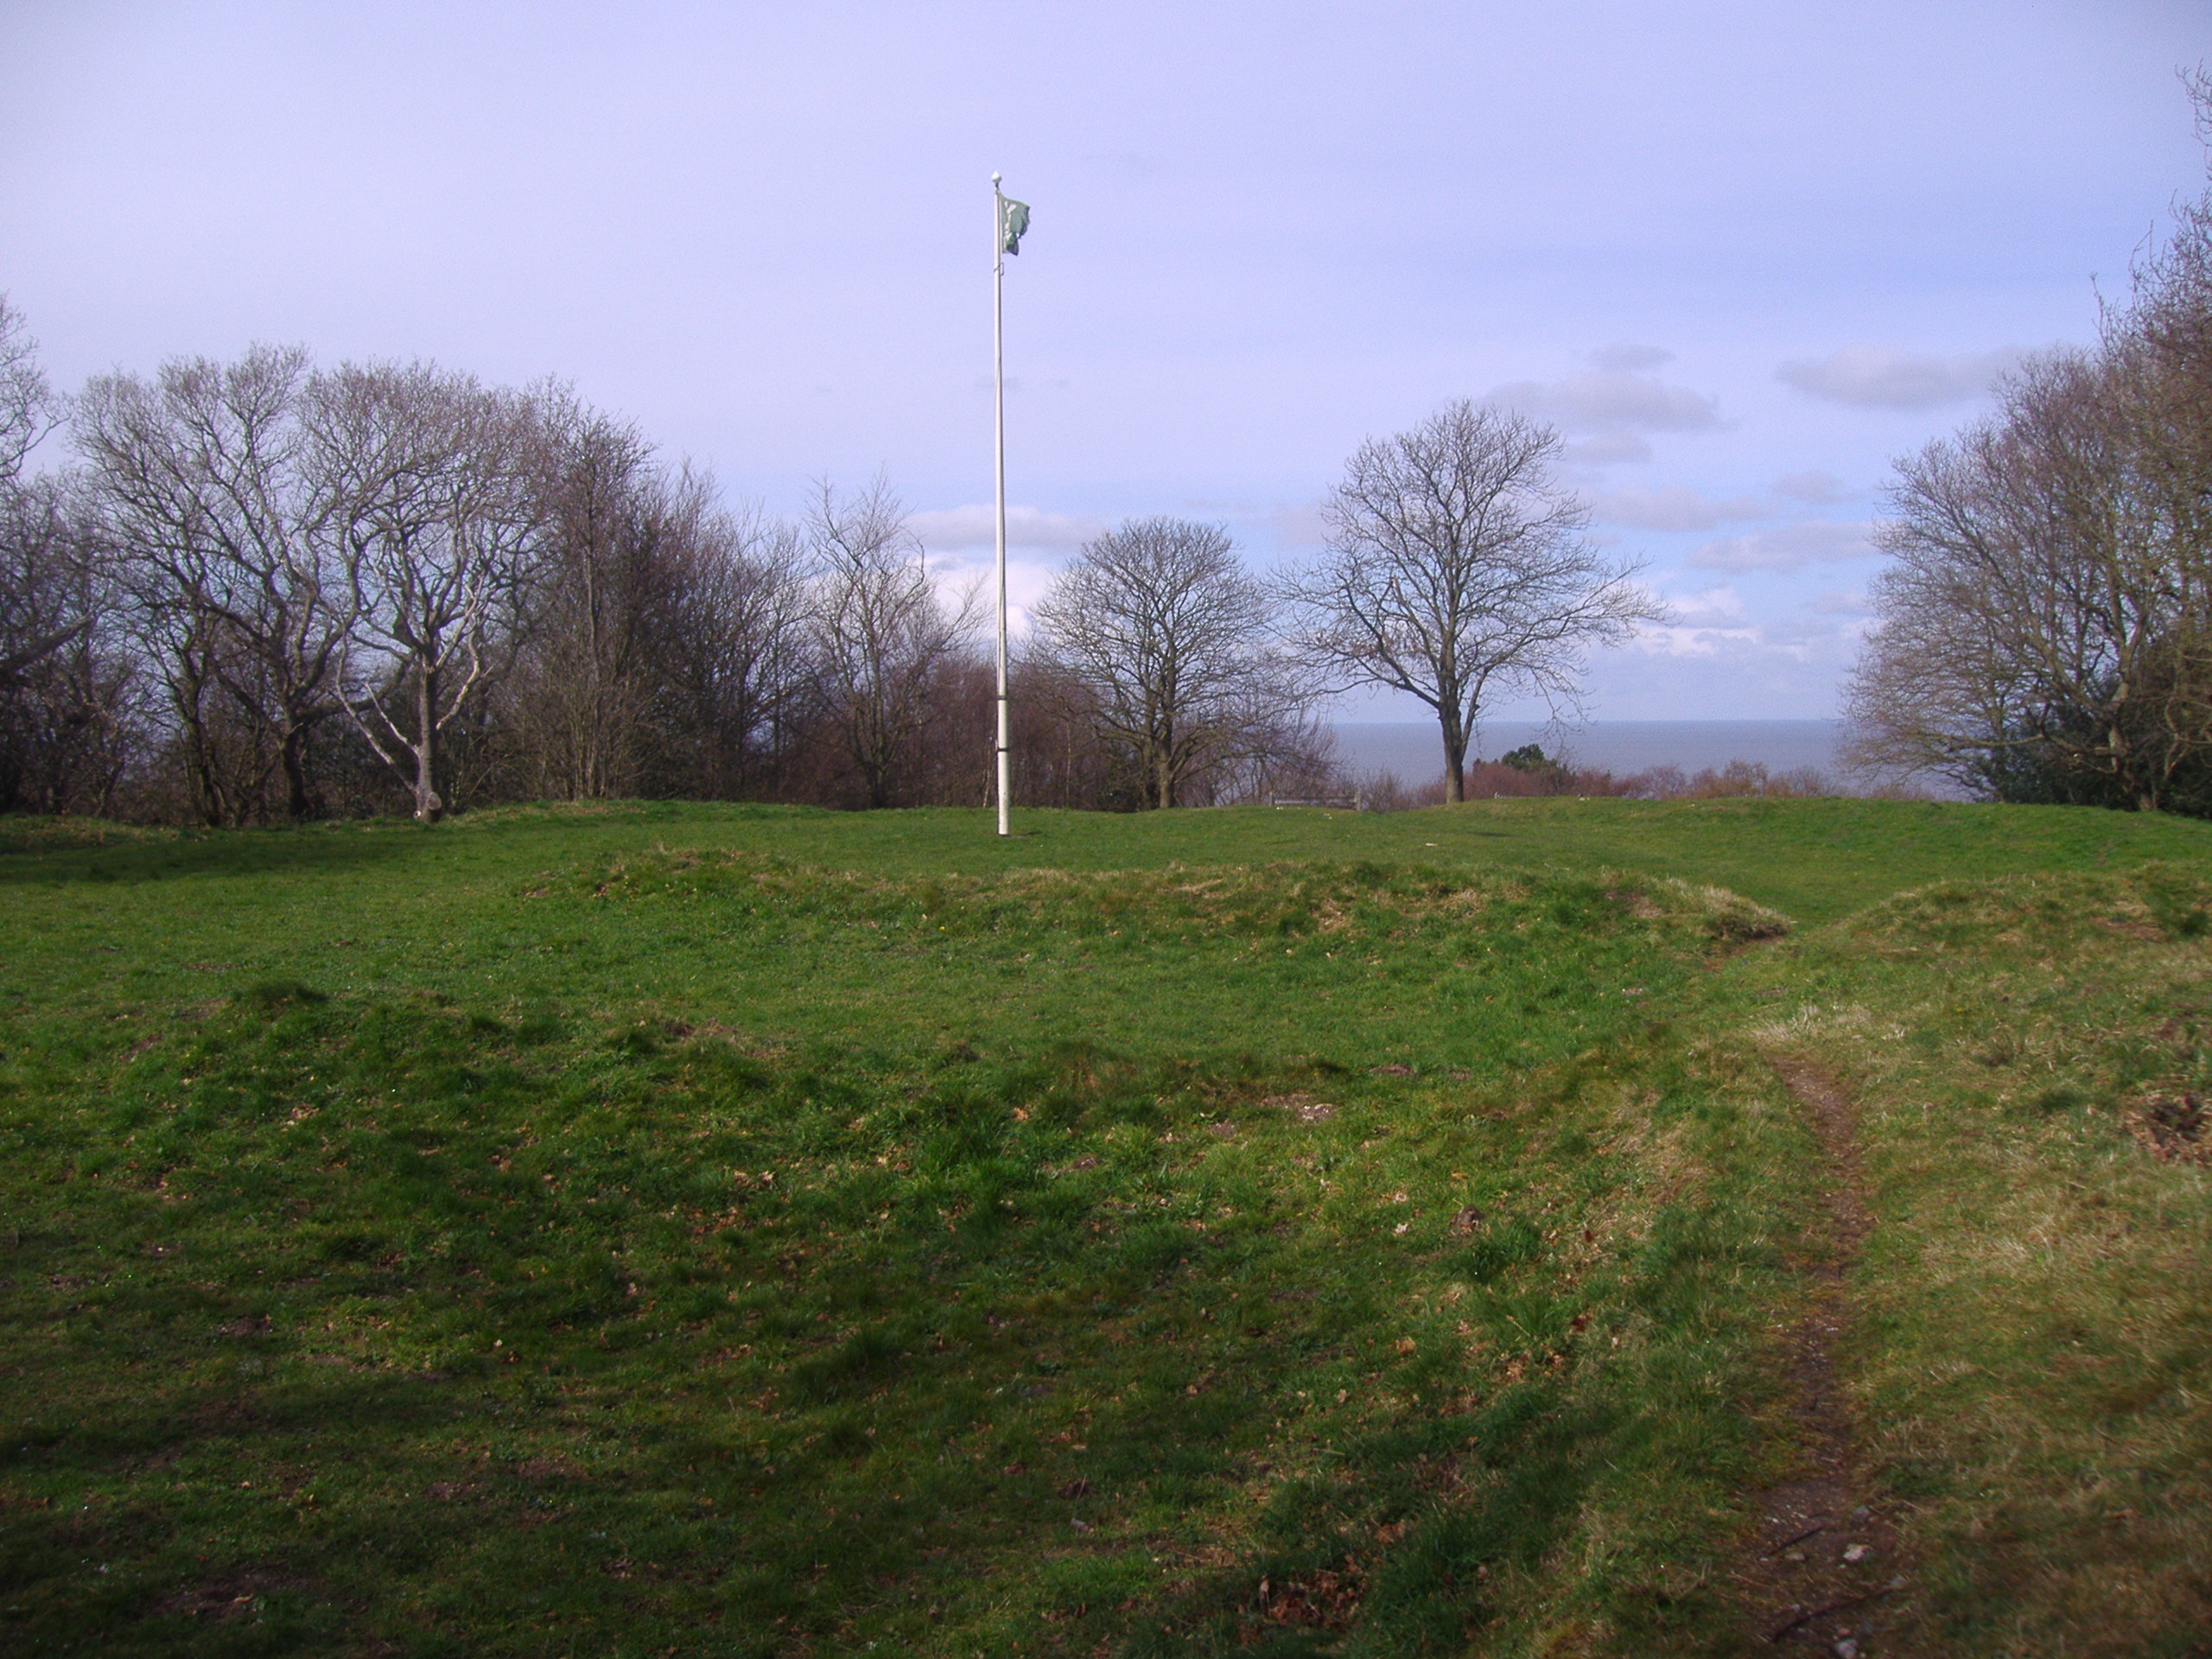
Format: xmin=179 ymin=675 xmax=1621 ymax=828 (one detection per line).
xmin=1 ymin=799 xmax=2208 ymax=1656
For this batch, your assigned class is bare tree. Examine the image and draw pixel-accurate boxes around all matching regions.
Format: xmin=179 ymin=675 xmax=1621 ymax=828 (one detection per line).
xmin=504 ymin=391 xmax=815 ymax=803
xmin=75 ymin=346 xmax=352 ymax=822
xmin=1286 ymin=400 xmax=1660 ymax=803
xmin=0 ymin=296 xmax=60 ymax=490
xmin=1030 ymin=518 xmax=1301 ymax=808
xmin=0 ymin=298 xmax=86 ymax=688
xmin=805 ymin=478 xmax=979 ymax=808
xmin=0 ymin=474 xmax=146 ymax=814
xmin=315 ymin=362 xmax=543 ymax=822
xmin=505 ymin=395 xmax=665 ymax=799
xmin=1846 ymin=346 xmax=2212 ymax=810
xmin=642 ymin=493 xmax=811 ymax=798
xmin=0 ymin=617 xmax=86 ymax=683
xmin=1847 ymin=89 xmax=2212 ymax=815
xmin=1007 ymin=658 xmax=1122 ymax=809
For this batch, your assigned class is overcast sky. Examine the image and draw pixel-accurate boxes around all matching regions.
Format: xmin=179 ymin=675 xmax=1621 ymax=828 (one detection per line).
xmin=3 ymin=1 xmax=2206 ymax=720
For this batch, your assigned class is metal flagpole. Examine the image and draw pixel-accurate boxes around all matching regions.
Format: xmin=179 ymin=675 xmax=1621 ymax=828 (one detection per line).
xmin=992 ymin=173 xmax=1011 ymax=838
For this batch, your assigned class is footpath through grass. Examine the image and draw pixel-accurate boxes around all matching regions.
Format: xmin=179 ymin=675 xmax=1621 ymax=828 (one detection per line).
xmin=1 ymin=799 xmax=2209 ymax=1656
xmin=1728 ymin=864 xmax=2212 ymax=1654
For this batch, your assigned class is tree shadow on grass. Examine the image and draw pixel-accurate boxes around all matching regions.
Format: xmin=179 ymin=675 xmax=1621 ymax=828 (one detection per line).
xmin=0 ymin=1358 xmax=671 ymax=1656
xmin=0 ymin=824 xmax=425 ymax=887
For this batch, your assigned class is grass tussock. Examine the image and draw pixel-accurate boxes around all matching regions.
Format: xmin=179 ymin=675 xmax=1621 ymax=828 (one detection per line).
xmin=1637 ymin=876 xmax=1792 ymax=945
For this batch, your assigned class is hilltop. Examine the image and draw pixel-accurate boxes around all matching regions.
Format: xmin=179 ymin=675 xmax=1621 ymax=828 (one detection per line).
xmin=0 ymin=798 xmax=2206 ymax=1656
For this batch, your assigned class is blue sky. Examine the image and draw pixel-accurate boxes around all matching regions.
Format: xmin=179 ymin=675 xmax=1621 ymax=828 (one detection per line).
xmin=3 ymin=0 xmax=2206 ymax=718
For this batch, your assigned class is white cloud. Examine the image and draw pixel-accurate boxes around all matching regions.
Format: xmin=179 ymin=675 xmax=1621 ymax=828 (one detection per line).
xmin=909 ymin=504 xmax=1106 ymax=555
xmin=1776 ymin=346 xmax=2024 ymax=410
xmin=1761 ymin=611 xmax=1849 ymax=645
xmin=1478 ymin=345 xmax=1734 ymax=471
xmin=1633 ymin=621 xmax=1762 ymax=658
xmin=1666 ymin=585 xmax=1748 ymax=628
xmin=1617 ymin=578 xmax=1880 ymax=669
xmin=1573 ymin=580 xmax=1894 ymax=718
xmin=1688 ymin=519 xmax=1875 ymax=572
xmin=1775 ymin=469 xmax=1853 ymax=505
xmin=1492 ymin=366 xmax=1725 ymax=435
xmin=1590 ymin=483 xmax=1769 ymax=531
xmin=1487 ymin=350 xmax=1726 ymax=476
xmin=1626 ymin=586 xmax=1754 ymax=657
xmin=925 ymin=554 xmax=1059 ymax=638
xmin=1573 ymin=622 xmax=1872 ymax=719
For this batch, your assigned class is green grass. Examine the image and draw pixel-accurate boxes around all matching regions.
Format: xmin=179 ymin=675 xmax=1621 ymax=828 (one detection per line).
xmin=1728 ymin=865 xmax=2212 ymax=1654
xmin=6 ymin=793 xmax=2202 ymax=928
xmin=2 ymin=799 xmax=2209 ymax=1656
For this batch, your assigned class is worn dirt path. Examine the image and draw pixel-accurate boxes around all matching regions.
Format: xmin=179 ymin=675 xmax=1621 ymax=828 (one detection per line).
xmin=1731 ymin=1057 xmax=1917 ymax=1658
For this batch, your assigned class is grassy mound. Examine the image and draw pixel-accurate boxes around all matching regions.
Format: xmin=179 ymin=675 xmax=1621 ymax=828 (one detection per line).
xmin=1 ymin=800 xmax=2208 ymax=1655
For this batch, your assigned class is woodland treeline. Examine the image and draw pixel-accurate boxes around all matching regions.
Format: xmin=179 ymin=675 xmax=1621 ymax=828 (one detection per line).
xmin=16 ymin=115 xmax=2212 ymax=827
xmin=0 ymin=298 xmax=1675 ymax=826
xmin=0 ymin=334 xmax=1348 ymax=824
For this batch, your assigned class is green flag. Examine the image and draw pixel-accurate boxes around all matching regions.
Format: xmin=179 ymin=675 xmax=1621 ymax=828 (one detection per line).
xmin=999 ymin=194 xmax=1031 ymax=255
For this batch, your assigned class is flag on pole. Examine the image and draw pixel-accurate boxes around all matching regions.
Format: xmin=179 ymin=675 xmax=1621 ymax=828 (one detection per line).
xmin=998 ymin=194 xmax=1031 ymax=255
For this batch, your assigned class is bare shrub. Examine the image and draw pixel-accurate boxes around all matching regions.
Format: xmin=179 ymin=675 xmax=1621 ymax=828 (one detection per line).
xmin=1355 ymin=769 xmax=1448 ymax=812
xmin=1624 ymin=760 xmax=1836 ymax=799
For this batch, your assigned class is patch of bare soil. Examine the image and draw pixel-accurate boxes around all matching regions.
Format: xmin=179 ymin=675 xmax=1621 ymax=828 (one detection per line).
xmin=2129 ymin=1090 xmax=2210 ymax=1166
xmin=1253 ymin=1563 xmax=1364 ymax=1635
xmin=1257 ymin=1091 xmax=1337 ymax=1122
xmin=1736 ymin=1058 xmax=1916 ymax=1658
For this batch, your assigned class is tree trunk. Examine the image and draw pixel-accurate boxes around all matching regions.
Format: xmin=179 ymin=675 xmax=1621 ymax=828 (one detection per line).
xmin=415 ymin=668 xmax=443 ymax=822
xmin=193 ymin=753 xmax=226 ymax=827
xmin=281 ymin=723 xmax=312 ymax=821
xmin=1439 ymin=706 xmax=1468 ymax=804
xmin=175 ymin=683 xmax=228 ymax=827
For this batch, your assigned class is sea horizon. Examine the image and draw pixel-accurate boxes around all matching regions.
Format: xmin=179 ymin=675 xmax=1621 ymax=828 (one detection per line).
xmin=1327 ymin=717 xmax=1850 ymax=785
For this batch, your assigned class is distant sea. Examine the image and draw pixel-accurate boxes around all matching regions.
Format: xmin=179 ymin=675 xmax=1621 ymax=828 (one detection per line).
xmin=1329 ymin=719 xmax=1848 ymax=785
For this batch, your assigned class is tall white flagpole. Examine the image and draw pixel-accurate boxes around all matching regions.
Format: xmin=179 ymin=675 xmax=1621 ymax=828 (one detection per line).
xmin=992 ymin=173 xmax=1012 ymax=838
